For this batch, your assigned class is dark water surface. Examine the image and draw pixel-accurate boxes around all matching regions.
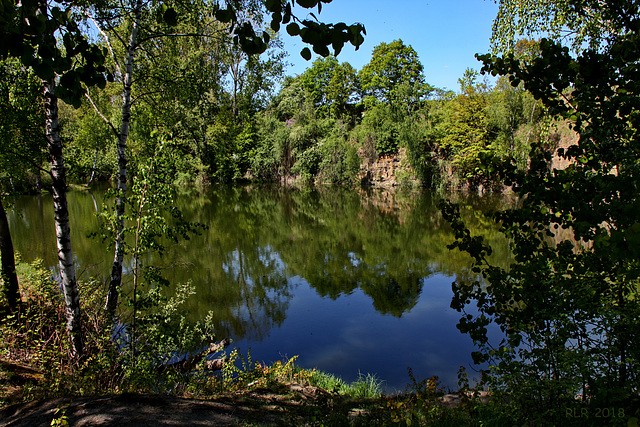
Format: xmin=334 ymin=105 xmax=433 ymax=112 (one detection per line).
xmin=8 ymin=185 xmax=510 ymax=392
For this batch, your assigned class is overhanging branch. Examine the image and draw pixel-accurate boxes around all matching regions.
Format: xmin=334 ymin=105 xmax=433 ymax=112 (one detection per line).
xmin=85 ymin=92 xmax=120 ymax=137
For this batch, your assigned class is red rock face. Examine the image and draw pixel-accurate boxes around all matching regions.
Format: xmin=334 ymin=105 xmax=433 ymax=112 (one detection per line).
xmin=357 ymin=148 xmax=418 ymax=188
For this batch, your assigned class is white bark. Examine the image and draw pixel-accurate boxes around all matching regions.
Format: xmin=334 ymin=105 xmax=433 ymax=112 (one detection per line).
xmin=87 ymin=147 xmax=99 ymax=186
xmin=105 ymin=0 xmax=143 ymax=319
xmin=44 ymin=77 xmax=84 ymax=357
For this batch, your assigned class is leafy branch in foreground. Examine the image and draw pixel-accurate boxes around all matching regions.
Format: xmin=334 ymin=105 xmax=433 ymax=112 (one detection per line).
xmin=442 ymin=0 xmax=640 ymax=424
xmin=98 ymin=138 xmax=206 ymax=345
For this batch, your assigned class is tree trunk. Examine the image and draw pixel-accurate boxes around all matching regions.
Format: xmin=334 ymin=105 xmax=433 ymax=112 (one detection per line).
xmin=0 ymin=197 xmax=20 ymax=312
xmin=87 ymin=147 xmax=98 ymax=186
xmin=44 ymin=77 xmax=84 ymax=357
xmin=104 ymin=0 xmax=143 ymax=320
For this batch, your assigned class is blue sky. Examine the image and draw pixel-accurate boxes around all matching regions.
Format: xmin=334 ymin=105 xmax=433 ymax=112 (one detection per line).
xmin=280 ymin=0 xmax=499 ymax=92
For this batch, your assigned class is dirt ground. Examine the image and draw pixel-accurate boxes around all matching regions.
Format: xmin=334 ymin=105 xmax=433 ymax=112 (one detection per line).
xmin=0 ymin=387 xmax=375 ymax=426
xmin=2 ymin=394 xmax=251 ymax=426
xmin=2 ymin=393 xmax=302 ymax=426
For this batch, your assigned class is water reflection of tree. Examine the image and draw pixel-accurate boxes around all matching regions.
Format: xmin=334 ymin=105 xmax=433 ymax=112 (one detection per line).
xmin=172 ymin=186 xmax=294 ymax=342
xmin=10 ymin=185 xmax=512 ymax=337
xmin=255 ymin=186 xmax=511 ymax=317
xmin=361 ymin=275 xmax=424 ymax=317
xmin=9 ymin=191 xmax=111 ymax=281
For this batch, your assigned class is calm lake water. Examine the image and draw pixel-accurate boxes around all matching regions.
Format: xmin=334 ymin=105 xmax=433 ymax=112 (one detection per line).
xmin=7 ymin=185 xmax=510 ymax=393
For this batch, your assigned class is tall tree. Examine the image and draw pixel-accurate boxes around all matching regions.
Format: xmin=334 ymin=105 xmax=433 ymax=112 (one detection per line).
xmin=439 ymin=69 xmax=492 ymax=186
xmin=100 ymin=0 xmax=144 ymax=320
xmin=326 ymin=60 xmax=359 ymax=119
xmin=43 ymin=75 xmax=85 ymax=355
xmin=443 ymin=0 xmax=640 ymax=421
xmin=486 ymin=74 xmax=541 ymax=170
xmin=491 ymin=0 xmax=629 ymax=53
xmin=92 ymin=0 xmax=262 ymax=318
xmin=299 ymin=56 xmax=359 ymax=118
xmin=0 ymin=199 xmax=19 ymax=312
xmin=88 ymin=0 xmax=366 ymax=320
xmin=359 ymin=39 xmax=429 ymax=110
xmin=221 ymin=3 xmax=286 ymax=120
xmin=1 ymin=0 xmax=109 ymax=356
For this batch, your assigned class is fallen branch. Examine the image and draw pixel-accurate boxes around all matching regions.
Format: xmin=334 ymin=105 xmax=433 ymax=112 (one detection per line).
xmin=158 ymin=338 xmax=230 ymax=374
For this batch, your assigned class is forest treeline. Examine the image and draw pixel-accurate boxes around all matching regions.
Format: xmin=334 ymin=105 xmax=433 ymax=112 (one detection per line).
xmin=3 ymin=32 xmax=551 ymax=193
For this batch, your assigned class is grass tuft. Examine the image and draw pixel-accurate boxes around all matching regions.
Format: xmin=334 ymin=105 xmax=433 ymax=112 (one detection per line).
xmin=305 ymin=369 xmax=382 ymax=399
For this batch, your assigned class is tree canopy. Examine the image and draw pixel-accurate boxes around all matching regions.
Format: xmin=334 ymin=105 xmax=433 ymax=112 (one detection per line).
xmin=299 ymin=56 xmax=359 ymax=118
xmin=359 ymin=39 xmax=430 ymax=108
xmin=491 ymin=0 xmax=639 ymax=53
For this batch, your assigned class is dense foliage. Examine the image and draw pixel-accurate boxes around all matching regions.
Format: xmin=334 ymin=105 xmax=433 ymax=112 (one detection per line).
xmin=442 ymin=0 xmax=640 ymax=424
xmin=49 ymin=38 xmax=548 ymax=191
xmin=1 ymin=1 xmax=553 ymax=194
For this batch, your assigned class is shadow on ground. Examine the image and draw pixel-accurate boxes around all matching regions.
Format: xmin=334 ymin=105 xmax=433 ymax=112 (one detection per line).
xmin=0 ymin=387 xmax=380 ymax=426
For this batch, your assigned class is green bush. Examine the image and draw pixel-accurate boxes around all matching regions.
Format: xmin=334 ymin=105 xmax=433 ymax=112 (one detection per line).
xmin=354 ymin=103 xmax=399 ymax=156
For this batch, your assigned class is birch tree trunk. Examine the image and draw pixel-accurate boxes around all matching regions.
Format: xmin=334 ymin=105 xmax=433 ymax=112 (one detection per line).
xmin=87 ymin=147 xmax=98 ymax=186
xmin=104 ymin=0 xmax=143 ymax=319
xmin=0 ymin=197 xmax=20 ymax=312
xmin=44 ymin=77 xmax=84 ymax=357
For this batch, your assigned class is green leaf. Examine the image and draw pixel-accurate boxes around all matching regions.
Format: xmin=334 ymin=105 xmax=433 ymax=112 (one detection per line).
xmin=21 ymin=45 xmax=34 ymax=66
xmin=313 ymin=43 xmax=330 ymax=57
xmin=349 ymin=26 xmax=364 ymax=48
xmin=296 ymin=0 xmax=318 ymax=8
xmin=271 ymin=12 xmax=281 ymax=32
xmin=332 ymin=41 xmax=343 ymax=56
xmin=286 ymin=23 xmax=300 ymax=36
xmin=215 ymin=8 xmax=234 ymax=23
xmin=155 ymin=4 xmax=167 ymax=24
xmin=265 ymin=0 xmax=281 ymax=12
xmin=96 ymin=74 xmax=106 ymax=90
xmin=33 ymin=62 xmax=54 ymax=80
xmin=300 ymin=47 xmax=312 ymax=60
xmin=163 ymin=7 xmax=178 ymax=27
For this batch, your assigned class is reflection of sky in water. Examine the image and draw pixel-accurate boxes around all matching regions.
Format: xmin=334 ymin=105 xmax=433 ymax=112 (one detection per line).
xmin=223 ymin=246 xmax=286 ymax=281
xmin=347 ymin=251 xmax=361 ymax=268
xmin=9 ymin=187 xmax=509 ymax=393
xmin=234 ymin=273 xmax=499 ymax=393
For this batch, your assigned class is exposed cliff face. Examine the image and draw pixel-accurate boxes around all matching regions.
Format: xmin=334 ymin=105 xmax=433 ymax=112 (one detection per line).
xmin=549 ymin=121 xmax=580 ymax=171
xmin=353 ymin=120 xmax=579 ymax=192
xmin=282 ymin=120 xmax=579 ymax=190
xmin=357 ymin=148 xmax=419 ymax=188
